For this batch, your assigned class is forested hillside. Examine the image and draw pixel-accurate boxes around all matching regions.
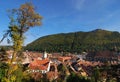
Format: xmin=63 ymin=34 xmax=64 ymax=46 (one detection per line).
xmin=25 ymin=29 xmax=120 ymax=53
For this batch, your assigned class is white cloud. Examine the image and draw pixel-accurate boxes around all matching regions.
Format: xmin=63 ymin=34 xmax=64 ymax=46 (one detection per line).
xmin=71 ymin=0 xmax=117 ymax=11
xmin=71 ymin=0 xmax=86 ymax=10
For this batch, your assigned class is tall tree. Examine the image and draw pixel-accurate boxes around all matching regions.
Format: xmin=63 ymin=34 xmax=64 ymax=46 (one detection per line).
xmin=7 ymin=2 xmax=42 ymax=66
xmin=8 ymin=2 xmax=42 ymax=59
xmin=1 ymin=2 xmax=42 ymax=81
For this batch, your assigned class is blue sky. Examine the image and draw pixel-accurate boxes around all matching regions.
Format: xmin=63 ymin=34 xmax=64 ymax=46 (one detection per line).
xmin=0 ymin=0 xmax=120 ymax=45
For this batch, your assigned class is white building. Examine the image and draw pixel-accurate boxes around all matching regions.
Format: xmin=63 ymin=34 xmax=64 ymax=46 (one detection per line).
xmin=43 ymin=51 xmax=47 ymax=59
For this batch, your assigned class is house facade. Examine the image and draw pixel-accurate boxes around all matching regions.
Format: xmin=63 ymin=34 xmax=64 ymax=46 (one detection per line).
xmin=86 ymin=51 xmax=119 ymax=64
xmin=29 ymin=59 xmax=51 ymax=73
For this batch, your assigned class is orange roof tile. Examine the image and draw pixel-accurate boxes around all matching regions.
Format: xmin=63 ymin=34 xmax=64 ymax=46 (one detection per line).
xmin=58 ymin=57 xmax=71 ymax=62
xmin=29 ymin=59 xmax=50 ymax=70
xmin=47 ymin=72 xmax=58 ymax=80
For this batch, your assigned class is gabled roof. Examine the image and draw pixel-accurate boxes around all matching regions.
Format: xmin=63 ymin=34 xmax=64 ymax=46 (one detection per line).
xmin=58 ymin=56 xmax=71 ymax=62
xmin=47 ymin=72 xmax=58 ymax=80
xmin=95 ymin=51 xmax=117 ymax=58
xmin=77 ymin=60 xmax=103 ymax=67
xmin=87 ymin=51 xmax=118 ymax=58
xmin=29 ymin=59 xmax=50 ymax=70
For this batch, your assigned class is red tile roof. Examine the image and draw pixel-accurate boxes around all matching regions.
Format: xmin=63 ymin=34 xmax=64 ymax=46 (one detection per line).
xmin=58 ymin=57 xmax=71 ymax=62
xmin=47 ymin=72 xmax=58 ymax=80
xmin=29 ymin=59 xmax=50 ymax=70
xmin=77 ymin=60 xmax=103 ymax=67
xmin=94 ymin=51 xmax=116 ymax=58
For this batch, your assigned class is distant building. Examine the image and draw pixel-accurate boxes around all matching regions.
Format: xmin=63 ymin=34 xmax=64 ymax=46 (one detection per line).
xmin=86 ymin=51 xmax=119 ymax=64
xmin=47 ymin=71 xmax=58 ymax=81
xmin=29 ymin=59 xmax=51 ymax=74
xmin=94 ymin=51 xmax=118 ymax=63
xmin=73 ymin=60 xmax=103 ymax=76
xmin=8 ymin=54 xmax=12 ymax=59
xmin=86 ymin=52 xmax=96 ymax=61
xmin=76 ymin=54 xmax=87 ymax=60
xmin=28 ymin=51 xmax=52 ymax=74
xmin=43 ymin=51 xmax=47 ymax=59
xmin=22 ymin=52 xmax=30 ymax=64
xmin=58 ymin=57 xmax=71 ymax=62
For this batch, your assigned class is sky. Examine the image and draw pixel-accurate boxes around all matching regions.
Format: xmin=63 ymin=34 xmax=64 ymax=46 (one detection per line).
xmin=0 ymin=0 xmax=120 ymax=45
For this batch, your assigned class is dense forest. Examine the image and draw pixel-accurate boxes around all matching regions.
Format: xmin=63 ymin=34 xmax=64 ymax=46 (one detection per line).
xmin=25 ymin=29 xmax=120 ymax=53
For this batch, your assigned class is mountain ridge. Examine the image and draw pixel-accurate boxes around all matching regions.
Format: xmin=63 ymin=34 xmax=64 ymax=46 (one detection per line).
xmin=25 ymin=29 xmax=120 ymax=53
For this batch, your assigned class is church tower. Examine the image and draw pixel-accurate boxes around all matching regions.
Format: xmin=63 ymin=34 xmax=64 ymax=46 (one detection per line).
xmin=43 ymin=50 xmax=47 ymax=59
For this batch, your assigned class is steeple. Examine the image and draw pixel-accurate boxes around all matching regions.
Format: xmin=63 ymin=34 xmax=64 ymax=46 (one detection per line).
xmin=43 ymin=50 xmax=47 ymax=59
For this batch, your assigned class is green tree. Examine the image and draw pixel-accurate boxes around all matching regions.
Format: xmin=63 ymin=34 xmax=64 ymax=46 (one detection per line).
xmin=8 ymin=2 xmax=42 ymax=62
xmin=0 ymin=62 xmax=9 ymax=82
xmin=0 ymin=47 xmax=8 ymax=62
xmin=93 ymin=67 xmax=100 ymax=82
xmin=66 ymin=73 xmax=90 ymax=82
xmin=0 ymin=2 xmax=42 ymax=81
